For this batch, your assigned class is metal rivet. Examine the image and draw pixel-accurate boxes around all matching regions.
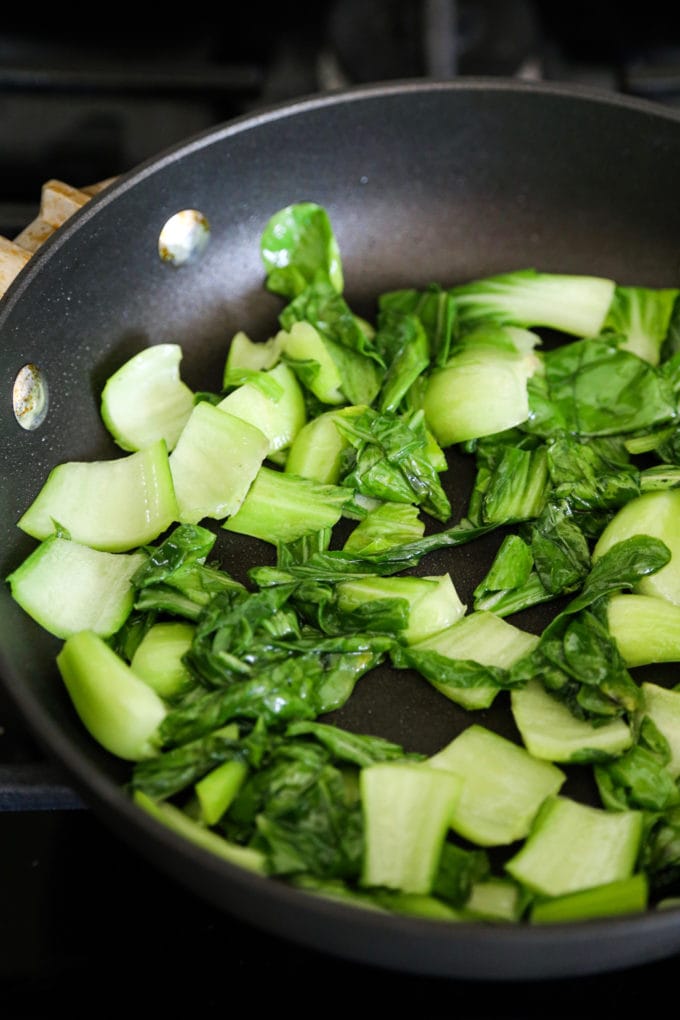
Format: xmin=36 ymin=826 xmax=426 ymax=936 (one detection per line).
xmin=13 ymin=363 xmax=49 ymax=430
xmin=158 ymin=209 xmax=210 ymax=266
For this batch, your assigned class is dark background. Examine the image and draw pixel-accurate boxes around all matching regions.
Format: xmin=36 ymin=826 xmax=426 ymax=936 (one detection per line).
xmin=2 ymin=0 xmax=680 ymax=236
xmin=3 ymin=1 xmax=680 ymax=1013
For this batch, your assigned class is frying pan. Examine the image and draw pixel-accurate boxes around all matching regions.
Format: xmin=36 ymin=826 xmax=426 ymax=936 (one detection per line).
xmin=3 ymin=76 xmax=680 ymax=982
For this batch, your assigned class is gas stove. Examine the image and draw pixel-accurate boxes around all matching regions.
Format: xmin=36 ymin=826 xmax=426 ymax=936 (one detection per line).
xmin=3 ymin=1 xmax=680 ymax=1009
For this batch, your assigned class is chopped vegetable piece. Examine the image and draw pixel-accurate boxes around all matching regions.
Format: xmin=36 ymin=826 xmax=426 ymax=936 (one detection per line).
xmin=336 ymin=573 xmax=466 ymax=644
xmin=593 ymin=489 xmax=680 ymax=605
xmin=56 ymin=630 xmax=167 ymax=761
xmin=195 ymin=756 xmax=248 ymax=826
xmin=7 ymin=536 xmax=146 ymax=639
xmin=17 ymin=439 xmax=178 ymax=552
xmin=464 ymin=878 xmax=527 ymax=922
xmin=505 ymin=796 xmax=644 ymax=898
xmin=217 ymin=362 xmax=306 ymax=457
xmin=284 ymin=407 xmax=354 ymax=483
xmin=276 ymin=320 xmax=345 ymax=404
xmin=342 ymin=501 xmax=425 ymax=555
xmin=511 ymin=678 xmax=633 ymax=763
xmin=530 ymin=873 xmax=648 ymax=924
xmin=360 ymin=762 xmax=462 ymax=894
xmin=130 ymin=620 xmax=195 ymax=698
xmin=261 ymin=201 xmax=343 ymax=298
xmin=450 ymin=268 xmax=616 ymax=337
xmin=223 ymin=330 xmax=283 ymax=379
xmin=278 ymin=283 xmax=383 ymax=406
xmin=223 ymin=465 xmax=350 ymax=543
xmin=526 ymin=337 xmax=676 ymax=438
xmin=423 ymin=329 xmax=540 ymax=446
xmin=606 ymin=593 xmax=680 ymax=667
xmin=100 ymin=342 xmax=194 ymax=452
xmin=601 ymin=284 xmax=679 ymax=365
xmin=134 ymin=790 xmax=266 ymax=873
xmin=169 ymin=402 xmax=269 ymax=524
xmin=427 ymin=725 xmax=566 ymax=846
xmin=638 ymin=682 xmax=680 ymax=778
xmin=401 ymin=610 xmax=539 ymax=709
xmin=372 ymin=891 xmax=464 ymax=920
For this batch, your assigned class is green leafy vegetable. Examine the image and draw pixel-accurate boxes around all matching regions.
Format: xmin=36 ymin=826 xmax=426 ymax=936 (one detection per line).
xmin=260 ymin=202 xmax=344 ymax=298
xmin=601 ymin=284 xmax=679 ymax=365
xmin=13 ymin=201 xmax=680 ymax=927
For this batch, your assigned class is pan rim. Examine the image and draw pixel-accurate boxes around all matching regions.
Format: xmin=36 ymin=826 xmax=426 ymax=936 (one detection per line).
xmin=5 ymin=72 xmax=680 ymax=319
xmin=4 ymin=73 xmax=680 ymax=981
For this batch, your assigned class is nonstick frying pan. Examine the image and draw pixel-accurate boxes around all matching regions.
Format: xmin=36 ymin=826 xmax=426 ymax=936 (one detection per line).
xmin=3 ymin=77 xmax=680 ymax=982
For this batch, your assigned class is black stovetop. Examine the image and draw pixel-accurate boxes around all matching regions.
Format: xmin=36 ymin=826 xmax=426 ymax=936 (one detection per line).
xmin=3 ymin=800 xmax=680 ymax=1012
xmin=4 ymin=2 xmax=680 ymax=1009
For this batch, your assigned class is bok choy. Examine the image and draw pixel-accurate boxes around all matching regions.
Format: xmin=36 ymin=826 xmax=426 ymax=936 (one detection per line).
xmin=9 ymin=200 xmax=680 ymax=927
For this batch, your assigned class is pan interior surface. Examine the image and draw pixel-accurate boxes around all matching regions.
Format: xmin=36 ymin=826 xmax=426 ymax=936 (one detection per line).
xmin=3 ymin=78 xmax=680 ymax=980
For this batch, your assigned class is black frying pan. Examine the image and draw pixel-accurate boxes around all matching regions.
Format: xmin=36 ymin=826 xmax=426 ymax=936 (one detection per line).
xmin=3 ymin=77 xmax=680 ymax=981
